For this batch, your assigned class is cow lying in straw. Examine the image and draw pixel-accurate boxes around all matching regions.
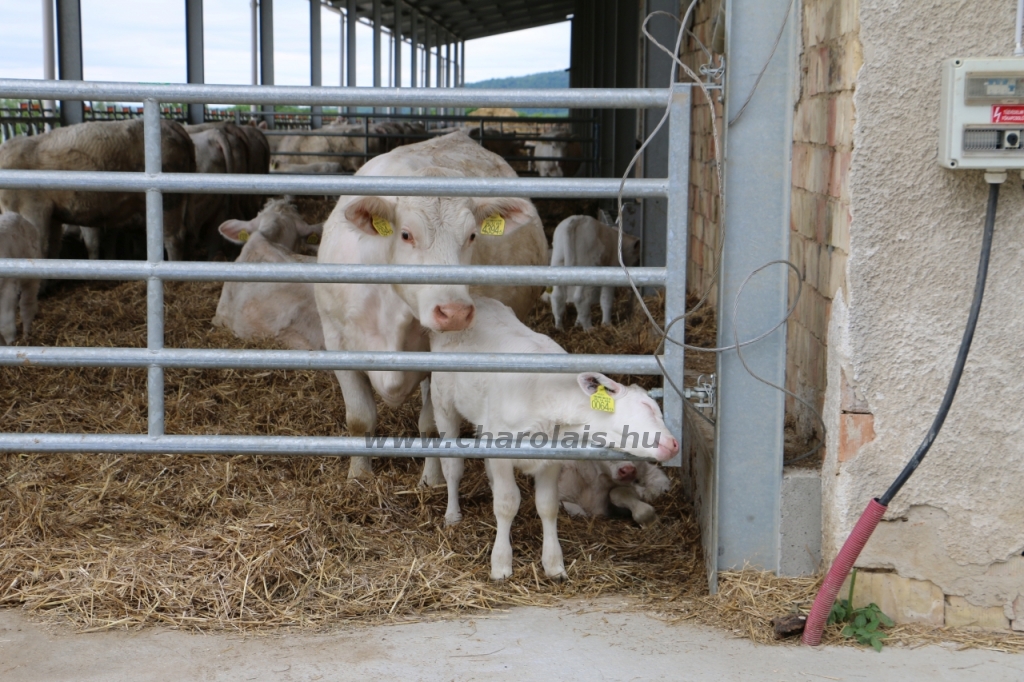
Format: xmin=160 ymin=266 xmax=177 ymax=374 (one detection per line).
xmin=213 ymin=199 xmax=325 ymax=351
xmin=429 ymin=296 xmax=679 ymax=581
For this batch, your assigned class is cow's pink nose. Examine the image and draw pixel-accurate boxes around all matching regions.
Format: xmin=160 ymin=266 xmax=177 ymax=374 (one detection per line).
xmin=433 ymin=303 xmax=475 ymax=331
xmin=617 ymin=464 xmax=637 ymax=482
xmin=657 ymin=436 xmax=679 ymax=461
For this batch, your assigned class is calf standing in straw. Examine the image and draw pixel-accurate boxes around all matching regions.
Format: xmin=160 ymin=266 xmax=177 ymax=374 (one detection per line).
xmin=0 ymin=213 xmax=41 ymax=345
xmin=429 ymin=297 xmax=679 ymax=581
xmin=549 ymin=212 xmax=641 ymax=330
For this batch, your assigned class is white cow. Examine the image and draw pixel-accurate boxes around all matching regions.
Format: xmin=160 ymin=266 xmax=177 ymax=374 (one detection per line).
xmin=213 ymin=199 xmax=325 ymax=351
xmin=549 ymin=213 xmax=641 ymax=330
xmin=429 ymin=297 xmax=679 ymax=581
xmin=558 ymin=459 xmax=671 ymax=525
xmin=315 ymin=130 xmax=549 ymax=483
xmin=271 ymin=162 xmax=344 ymax=175
xmin=0 ymin=213 xmax=42 ymax=345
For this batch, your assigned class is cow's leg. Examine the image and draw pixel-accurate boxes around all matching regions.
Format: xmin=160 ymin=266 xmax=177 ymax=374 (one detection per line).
xmin=162 ymin=199 xmax=187 ymax=261
xmin=550 ymin=285 xmax=567 ymax=330
xmin=486 ymin=458 xmax=519 ymax=581
xmin=440 ymin=457 xmax=465 ymax=526
xmin=609 ymin=485 xmax=658 ymax=525
xmin=600 ymin=286 xmax=615 ymax=326
xmin=80 ymin=226 xmax=101 ymax=260
xmin=417 ymin=378 xmax=445 ymax=488
xmin=0 ymin=280 xmax=18 ymax=345
xmin=336 ymin=369 xmax=377 ymax=481
xmin=534 ymin=462 xmax=567 ymax=579
xmin=18 ymin=278 xmax=40 ymax=341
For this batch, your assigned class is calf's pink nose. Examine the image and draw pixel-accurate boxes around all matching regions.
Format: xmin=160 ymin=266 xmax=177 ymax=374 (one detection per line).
xmin=433 ymin=303 xmax=475 ymax=331
xmin=617 ymin=464 xmax=637 ymax=482
xmin=657 ymin=436 xmax=679 ymax=461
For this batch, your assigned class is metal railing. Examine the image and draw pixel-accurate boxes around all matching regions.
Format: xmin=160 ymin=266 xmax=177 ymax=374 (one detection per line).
xmin=0 ymin=79 xmax=690 ymax=462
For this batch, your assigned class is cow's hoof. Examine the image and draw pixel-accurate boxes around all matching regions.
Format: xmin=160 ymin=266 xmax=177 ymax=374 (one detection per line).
xmin=418 ymin=472 xmax=445 ymax=488
xmin=445 ymin=511 xmax=463 ymax=527
xmin=346 ymin=467 xmax=374 ymax=482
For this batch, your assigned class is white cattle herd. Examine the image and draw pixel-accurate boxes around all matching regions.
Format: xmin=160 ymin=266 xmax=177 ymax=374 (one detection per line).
xmin=0 ymin=117 xmax=674 ymax=581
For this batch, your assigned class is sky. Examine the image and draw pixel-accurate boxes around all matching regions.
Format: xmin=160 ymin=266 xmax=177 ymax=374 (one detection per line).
xmin=0 ymin=0 xmax=570 ymax=89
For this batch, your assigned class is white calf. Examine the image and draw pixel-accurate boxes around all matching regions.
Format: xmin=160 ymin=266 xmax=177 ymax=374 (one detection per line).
xmin=549 ymin=214 xmax=641 ymax=330
xmin=430 ymin=297 xmax=679 ymax=581
xmin=558 ymin=459 xmax=670 ymax=525
xmin=0 ymin=213 xmax=41 ymax=345
xmin=213 ymin=199 xmax=325 ymax=351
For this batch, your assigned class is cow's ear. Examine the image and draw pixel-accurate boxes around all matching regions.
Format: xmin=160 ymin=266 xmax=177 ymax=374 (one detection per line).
xmin=471 ymin=198 xmax=535 ymax=236
xmin=218 ymin=217 xmax=258 ymax=244
xmin=295 ymin=220 xmax=322 ymax=238
xmin=576 ymin=372 xmax=624 ymax=396
xmin=344 ymin=196 xmax=398 ymax=237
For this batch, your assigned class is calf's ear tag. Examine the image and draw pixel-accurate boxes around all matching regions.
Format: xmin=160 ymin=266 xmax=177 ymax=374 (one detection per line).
xmin=371 ymin=215 xmax=393 ymax=236
xmin=590 ymin=385 xmax=615 ymax=413
xmin=544 ymin=286 xmax=554 ymax=294
xmin=480 ymin=214 xmax=505 ymax=236
xmin=238 ymin=229 xmax=250 ymax=242
xmin=306 ymin=233 xmax=320 ymax=245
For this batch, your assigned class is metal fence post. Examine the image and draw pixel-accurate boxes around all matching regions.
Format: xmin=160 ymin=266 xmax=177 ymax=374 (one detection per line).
xmin=663 ymin=83 xmax=690 ymax=467
xmin=143 ymin=98 xmax=165 ymax=437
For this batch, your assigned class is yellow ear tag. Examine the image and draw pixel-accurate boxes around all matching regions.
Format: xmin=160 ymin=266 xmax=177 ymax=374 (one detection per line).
xmin=371 ymin=215 xmax=393 ymax=236
xmin=480 ymin=214 xmax=505 ymax=236
xmin=306 ymin=233 xmax=320 ymax=245
xmin=238 ymin=229 xmax=249 ymax=242
xmin=590 ymin=385 xmax=615 ymax=413
xmin=544 ymin=286 xmax=554 ymax=294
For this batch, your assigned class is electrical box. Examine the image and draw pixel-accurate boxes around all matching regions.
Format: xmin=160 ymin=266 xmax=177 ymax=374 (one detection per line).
xmin=939 ymin=57 xmax=1024 ymax=170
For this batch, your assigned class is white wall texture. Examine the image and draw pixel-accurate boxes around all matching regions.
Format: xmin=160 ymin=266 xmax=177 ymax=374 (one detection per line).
xmin=824 ymin=0 xmax=1024 ymax=616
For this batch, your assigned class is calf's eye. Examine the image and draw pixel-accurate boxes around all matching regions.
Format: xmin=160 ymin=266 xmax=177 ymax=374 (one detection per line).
xmin=469 ymin=233 xmax=476 ymax=242
xmin=401 ymin=231 xmax=412 ymax=242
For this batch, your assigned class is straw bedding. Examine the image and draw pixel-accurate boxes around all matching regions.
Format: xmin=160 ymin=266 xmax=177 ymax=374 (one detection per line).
xmin=1 ymin=243 xmax=1020 ymax=652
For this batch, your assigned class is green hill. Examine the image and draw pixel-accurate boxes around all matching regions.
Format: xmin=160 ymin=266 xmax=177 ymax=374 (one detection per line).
xmin=465 ymin=70 xmax=569 ymax=116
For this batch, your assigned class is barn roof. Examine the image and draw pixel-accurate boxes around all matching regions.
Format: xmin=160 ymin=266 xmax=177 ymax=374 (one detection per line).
xmin=324 ymin=0 xmax=575 ymax=43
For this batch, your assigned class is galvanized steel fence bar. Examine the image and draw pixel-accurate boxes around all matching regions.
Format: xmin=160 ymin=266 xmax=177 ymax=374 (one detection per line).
xmin=0 ymin=79 xmax=690 ymax=462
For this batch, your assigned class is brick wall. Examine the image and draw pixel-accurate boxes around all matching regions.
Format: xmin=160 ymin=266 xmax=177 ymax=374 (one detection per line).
xmin=683 ymin=0 xmax=725 ymax=306
xmin=786 ymin=0 xmax=861 ymax=440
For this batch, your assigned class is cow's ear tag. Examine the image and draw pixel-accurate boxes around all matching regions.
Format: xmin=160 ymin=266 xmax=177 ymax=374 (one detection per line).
xmin=480 ymin=214 xmax=505 ymax=236
xmin=371 ymin=215 xmax=393 ymax=236
xmin=590 ymin=385 xmax=615 ymax=413
xmin=238 ymin=229 xmax=250 ymax=242
xmin=306 ymin=233 xmax=320 ymax=245
xmin=544 ymin=286 xmax=554 ymax=294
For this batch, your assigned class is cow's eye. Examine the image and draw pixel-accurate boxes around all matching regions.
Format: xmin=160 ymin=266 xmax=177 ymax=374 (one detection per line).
xmin=469 ymin=233 xmax=476 ymax=242
xmin=401 ymin=231 xmax=412 ymax=242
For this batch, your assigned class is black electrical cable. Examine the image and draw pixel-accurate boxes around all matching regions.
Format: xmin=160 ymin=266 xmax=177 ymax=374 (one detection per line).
xmin=878 ymin=181 xmax=999 ymax=506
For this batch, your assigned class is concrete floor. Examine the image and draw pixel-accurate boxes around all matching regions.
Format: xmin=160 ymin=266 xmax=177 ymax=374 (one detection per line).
xmin=1 ymin=599 xmax=1022 ymax=682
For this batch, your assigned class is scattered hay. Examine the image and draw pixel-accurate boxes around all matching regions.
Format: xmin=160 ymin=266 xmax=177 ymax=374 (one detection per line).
xmin=0 ymin=278 xmax=711 ymax=633
xmin=650 ymin=570 xmax=1024 ymax=653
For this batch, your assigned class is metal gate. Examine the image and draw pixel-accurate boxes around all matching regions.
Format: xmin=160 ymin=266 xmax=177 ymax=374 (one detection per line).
xmin=0 ymin=79 xmax=689 ymax=465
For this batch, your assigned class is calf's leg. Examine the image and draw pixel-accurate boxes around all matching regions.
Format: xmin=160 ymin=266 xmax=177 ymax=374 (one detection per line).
xmin=486 ymin=459 xmax=520 ymax=581
xmin=18 ymin=278 xmax=40 ymax=340
xmin=609 ymin=485 xmax=658 ymax=525
xmin=600 ymin=286 xmax=615 ymax=326
xmin=550 ymin=285 xmax=567 ymax=330
xmin=534 ymin=463 xmax=567 ymax=579
xmin=0 ymin=280 xmax=16 ymax=344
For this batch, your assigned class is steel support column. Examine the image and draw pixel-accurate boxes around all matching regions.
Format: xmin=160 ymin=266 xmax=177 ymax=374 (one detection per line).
xmin=410 ymin=9 xmax=418 ymax=88
xmin=259 ymin=0 xmax=275 ymax=127
xmin=185 ymin=0 xmax=205 ymax=125
xmin=309 ymin=0 xmax=322 ymax=128
xmin=613 ymin=0 xmax=639 ymax=179
xmin=424 ymin=18 xmax=431 ymax=88
xmin=55 ymin=0 xmax=83 ymax=125
xmin=640 ymin=0 xmax=675 ymax=268
xmin=42 ymin=0 xmax=56 ymax=121
xmin=393 ymin=0 xmax=402 ymax=89
xmin=346 ymin=0 xmax=357 ymax=117
xmin=712 ymin=0 xmax=798 ymax=586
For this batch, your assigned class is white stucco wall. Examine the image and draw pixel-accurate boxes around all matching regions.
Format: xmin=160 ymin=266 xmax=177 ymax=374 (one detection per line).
xmin=824 ymin=0 xmax=1024 ymax=613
